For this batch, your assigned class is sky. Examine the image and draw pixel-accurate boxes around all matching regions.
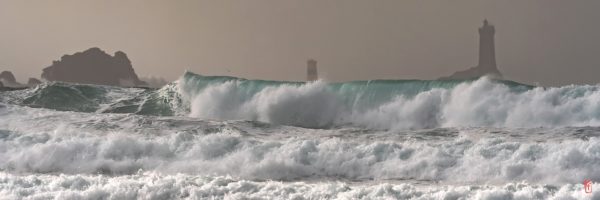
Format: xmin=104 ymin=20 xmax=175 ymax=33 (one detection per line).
xmin=1 ymin=0 xmax=599 ymax=86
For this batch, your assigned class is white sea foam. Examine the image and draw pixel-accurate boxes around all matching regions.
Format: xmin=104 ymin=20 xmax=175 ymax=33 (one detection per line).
xmin=0 ymin=172 xmax=597 ymax=200
xmin=0 ymin=106 xmax=598 ymax=185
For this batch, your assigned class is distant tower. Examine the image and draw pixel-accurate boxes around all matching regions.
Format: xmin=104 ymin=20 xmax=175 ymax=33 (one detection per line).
xmin=307 ymin=59 xmax=318 ymax=81
xmin=478 ymin=19 xmax=496 ymax=69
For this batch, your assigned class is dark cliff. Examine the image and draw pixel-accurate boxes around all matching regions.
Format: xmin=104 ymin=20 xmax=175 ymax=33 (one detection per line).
xmin=27 ymin=78 xmax=42 ymax=86
xmin=0 ymin=71 xmax=20 ymax=87
xmin=41 ymin=47 xmax=145 ymax=86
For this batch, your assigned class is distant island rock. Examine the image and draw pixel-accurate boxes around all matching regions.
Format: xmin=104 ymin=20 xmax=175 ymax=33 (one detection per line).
xmin=41 ymin=47 xmax=146 ymax=86
xmin=0 ymin=71 xmax=20 ymax=87
xmin=440 ymin=65 xmax=502 ymax=80
xmin=27 ymin=78 xmax=42 ymax=86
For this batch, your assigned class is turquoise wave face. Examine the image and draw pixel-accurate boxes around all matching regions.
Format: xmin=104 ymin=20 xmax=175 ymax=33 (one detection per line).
xmin=177 ymin=72 xmax=532 ymax=113
xmin=0 ymin=82 xmax=180 ymax=116
xmin=2 ymin=82 xmax=112 ymax=112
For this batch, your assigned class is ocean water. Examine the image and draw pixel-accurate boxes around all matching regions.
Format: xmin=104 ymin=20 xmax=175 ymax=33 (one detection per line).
xmin=0 ymin=72 xmax=598 ymax=199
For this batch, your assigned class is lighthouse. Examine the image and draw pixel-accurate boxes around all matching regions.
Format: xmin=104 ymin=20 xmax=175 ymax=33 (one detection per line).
xmin=478 ymin=19 xmax=496 ymax=70
xmin=306 ymin=59 xmax=318 ymax=81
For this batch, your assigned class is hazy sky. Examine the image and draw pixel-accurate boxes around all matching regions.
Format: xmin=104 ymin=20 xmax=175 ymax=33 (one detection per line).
xmin=1 ymin=0 xmax=599 ymax=86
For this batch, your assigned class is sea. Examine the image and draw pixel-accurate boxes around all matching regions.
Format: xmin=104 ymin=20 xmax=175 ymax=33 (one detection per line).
xmin=0 ymin=72 xmax=598 ymax=199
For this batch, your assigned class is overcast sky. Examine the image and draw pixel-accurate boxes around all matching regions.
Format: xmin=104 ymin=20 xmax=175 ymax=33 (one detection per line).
xmin=1 ymin=0 xmax=599 ymax=86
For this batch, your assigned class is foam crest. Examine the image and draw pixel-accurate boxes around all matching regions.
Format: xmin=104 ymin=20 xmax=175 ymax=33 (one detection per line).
xmin=443 ymin=79 xmax=600 ymax=127
xmin=188 ymin=80 xmax=341 ymax=128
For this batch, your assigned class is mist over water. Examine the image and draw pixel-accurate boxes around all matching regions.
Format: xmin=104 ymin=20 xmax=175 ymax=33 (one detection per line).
xmin=1 ymin=72 xmax=599 ymax=199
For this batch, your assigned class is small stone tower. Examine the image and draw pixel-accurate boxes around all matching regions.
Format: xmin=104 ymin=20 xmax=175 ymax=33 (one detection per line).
xmin=306 ymin=59 xmax=318 ymax=81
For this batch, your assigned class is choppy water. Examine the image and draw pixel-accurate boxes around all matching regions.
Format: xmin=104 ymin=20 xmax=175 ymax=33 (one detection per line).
xmin=0 ymin=72 xmax=598 ymax=199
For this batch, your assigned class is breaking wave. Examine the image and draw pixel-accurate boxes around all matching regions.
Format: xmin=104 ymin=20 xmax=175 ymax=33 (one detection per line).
xmin=178 ymin=72 xmax=600 ymax=130
xmin=2 ymin=129 xmax=600 ymax=184
xmin=5 ymin=72 xmax=600 ymax=130
xmin=0 ymin=106 xmax=599 ymax=185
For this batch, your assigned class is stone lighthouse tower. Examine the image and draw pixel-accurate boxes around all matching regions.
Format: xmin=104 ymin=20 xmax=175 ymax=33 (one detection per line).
xmin=478 ymin=19 xmax=496 ymax=70
xmin=306 ymin=59 xmax=318 ymax=81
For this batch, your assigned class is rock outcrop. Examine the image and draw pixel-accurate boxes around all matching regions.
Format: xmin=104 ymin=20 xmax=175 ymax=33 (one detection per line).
xmin=41 ymin=47 xmax=146 ymax=86
xmin=0 ymin=71 xmax=20 ymax=87
xmin=27 ymin=78 xmax=42 ymax=86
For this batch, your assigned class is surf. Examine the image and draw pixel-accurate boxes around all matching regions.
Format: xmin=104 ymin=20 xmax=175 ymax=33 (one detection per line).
xmin=5 ymin=71 xmax=600 ymax=130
